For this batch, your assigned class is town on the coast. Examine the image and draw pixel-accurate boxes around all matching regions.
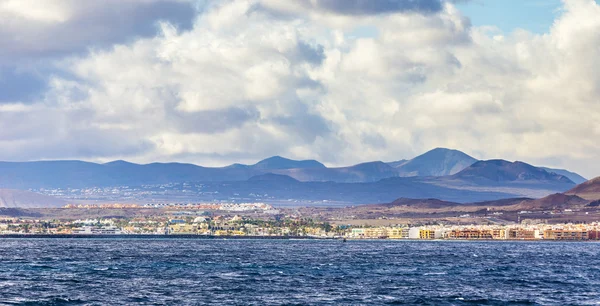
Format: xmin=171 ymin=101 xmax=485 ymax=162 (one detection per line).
xmin=2 ymin=149 xmax=600 ymax=241
xmin=2 ymin=202 xmax=600 ymax=241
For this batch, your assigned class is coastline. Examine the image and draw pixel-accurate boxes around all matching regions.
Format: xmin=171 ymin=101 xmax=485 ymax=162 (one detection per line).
xmin=0 ymin=234 xmax=596 ymax=241
xmin=0 ymin=234 xmax=335 ymax=239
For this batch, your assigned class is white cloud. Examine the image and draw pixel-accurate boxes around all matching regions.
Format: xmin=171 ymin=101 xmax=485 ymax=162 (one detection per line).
xmin=0 ymin=0 xmax=196 ymax=62
xmin=259 ymin=0 xmax=445 ymax=16
xmin=0 ymin=0 xmax=599 ymax=179
xmin=0 ymin=0 xmax=71 ymax=23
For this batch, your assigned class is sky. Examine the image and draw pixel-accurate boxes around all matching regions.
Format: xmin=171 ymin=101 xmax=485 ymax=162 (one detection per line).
xmin=0 ymin=0 xmax=600 ymax=179
xmin=456 ymin=0 xmax=565 ymax=34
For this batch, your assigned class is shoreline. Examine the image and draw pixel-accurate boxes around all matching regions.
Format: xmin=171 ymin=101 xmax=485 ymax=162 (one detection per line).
xmin=0 ymin=234 xmax=596 ymax=241
xmin=0 ymin=234 xmax=334 ymax=239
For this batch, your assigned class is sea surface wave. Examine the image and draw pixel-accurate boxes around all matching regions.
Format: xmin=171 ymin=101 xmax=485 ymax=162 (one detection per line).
xmin=0 ymin=239 xmax=599 ymax=305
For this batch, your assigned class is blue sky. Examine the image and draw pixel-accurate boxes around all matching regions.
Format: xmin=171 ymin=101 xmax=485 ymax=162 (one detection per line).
xmin=457 ymin=0 xmax=566 ymax=33
xmin=352 ymin=0 xmax=574 ymax=37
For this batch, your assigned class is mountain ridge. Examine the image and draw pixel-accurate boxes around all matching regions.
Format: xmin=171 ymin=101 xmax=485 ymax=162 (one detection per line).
xmin=248 ymin=156 xmax=326 ymax=170
xmin=540 ymin=167 xmax=587 ymax=184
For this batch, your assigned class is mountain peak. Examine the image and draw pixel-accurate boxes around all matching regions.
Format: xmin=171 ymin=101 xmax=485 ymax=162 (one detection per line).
xmin=393 ymin=148 xmax=478 ymax=176
xmin=104 ymin=160 xmax=138 ymax=166
xmin=252 ymin=156 xmax=326 ymax=170
xmin=428 ymin=147 xmax=461 ymax=154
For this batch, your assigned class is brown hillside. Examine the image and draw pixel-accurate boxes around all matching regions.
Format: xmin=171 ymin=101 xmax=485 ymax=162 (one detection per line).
xmin=565 ymin=177 xmax=600 ymax=200
xmin=515 ymin=193 xmax=589 ymax=210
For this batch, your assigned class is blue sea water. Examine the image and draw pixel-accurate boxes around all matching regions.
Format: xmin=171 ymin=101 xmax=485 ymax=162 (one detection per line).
xmin=0 ymin=239 xmax=599 ymax=305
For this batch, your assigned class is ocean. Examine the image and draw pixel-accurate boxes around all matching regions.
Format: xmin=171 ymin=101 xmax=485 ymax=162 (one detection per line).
xmin=0 ymin=238 xmax=599 ymax=305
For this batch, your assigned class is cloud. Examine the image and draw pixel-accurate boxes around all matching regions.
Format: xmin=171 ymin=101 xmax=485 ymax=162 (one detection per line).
xmin=268 ymin=0 xmax=445 ymax=16
xmin=0 ymin=1 xmax=331 ymax=164
xmin=0 ymin=105 xmax=154 ymax=160
xmin=0 ymin=0 xmax=196 ymax=61
xmin=0 ymin=0 xmax=600 ymax=179
xmin=0 ymin=0 xmax=197 ymax=103
xmin=172 ymin=106 xmax=261 ymax=134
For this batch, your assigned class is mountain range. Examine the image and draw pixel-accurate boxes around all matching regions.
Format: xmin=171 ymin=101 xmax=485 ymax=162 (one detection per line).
xmin=0 ymin=148 xmax=586 ymax=188
xmin=0 ymin=148 xmax=590 ymax=207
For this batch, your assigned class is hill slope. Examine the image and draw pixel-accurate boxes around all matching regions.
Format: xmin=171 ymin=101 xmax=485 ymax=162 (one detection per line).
xmin=519 ymin=193 xmax=590 ymax=210
xmin=273 ymin=161 xmax=399 ymax=183
xmin=540 ymin=167 xmax=587 ymax=184
xmin=387 ymin=159 xmax=408 ymax=168
xmin=248 ymin=173 xmax=300 ymax=183
xmin=565 ymin=177 xmax=600 ymax=200
xmin=0 ymin=189 xmax=66 ymax=208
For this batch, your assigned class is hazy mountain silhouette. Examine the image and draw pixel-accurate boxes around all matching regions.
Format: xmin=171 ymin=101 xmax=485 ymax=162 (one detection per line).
xmin=249 ymin=156 xmax=325 ymax=170
xmin=0 ymin=149 xmax=584 ymax=205
xmin=0 ymin=160 xmax=261 ymax=188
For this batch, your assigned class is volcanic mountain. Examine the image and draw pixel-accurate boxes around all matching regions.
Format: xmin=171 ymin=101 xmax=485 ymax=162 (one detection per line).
xmin=392 ymin=148 xmax=478 ymax=177
xmin=565 ymin=177 xmax=600 ymax=200
xmin=247 ymin=156 xmax=325 ymax=170
xmin=452 ymin=160 xmax=574 ymax=184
